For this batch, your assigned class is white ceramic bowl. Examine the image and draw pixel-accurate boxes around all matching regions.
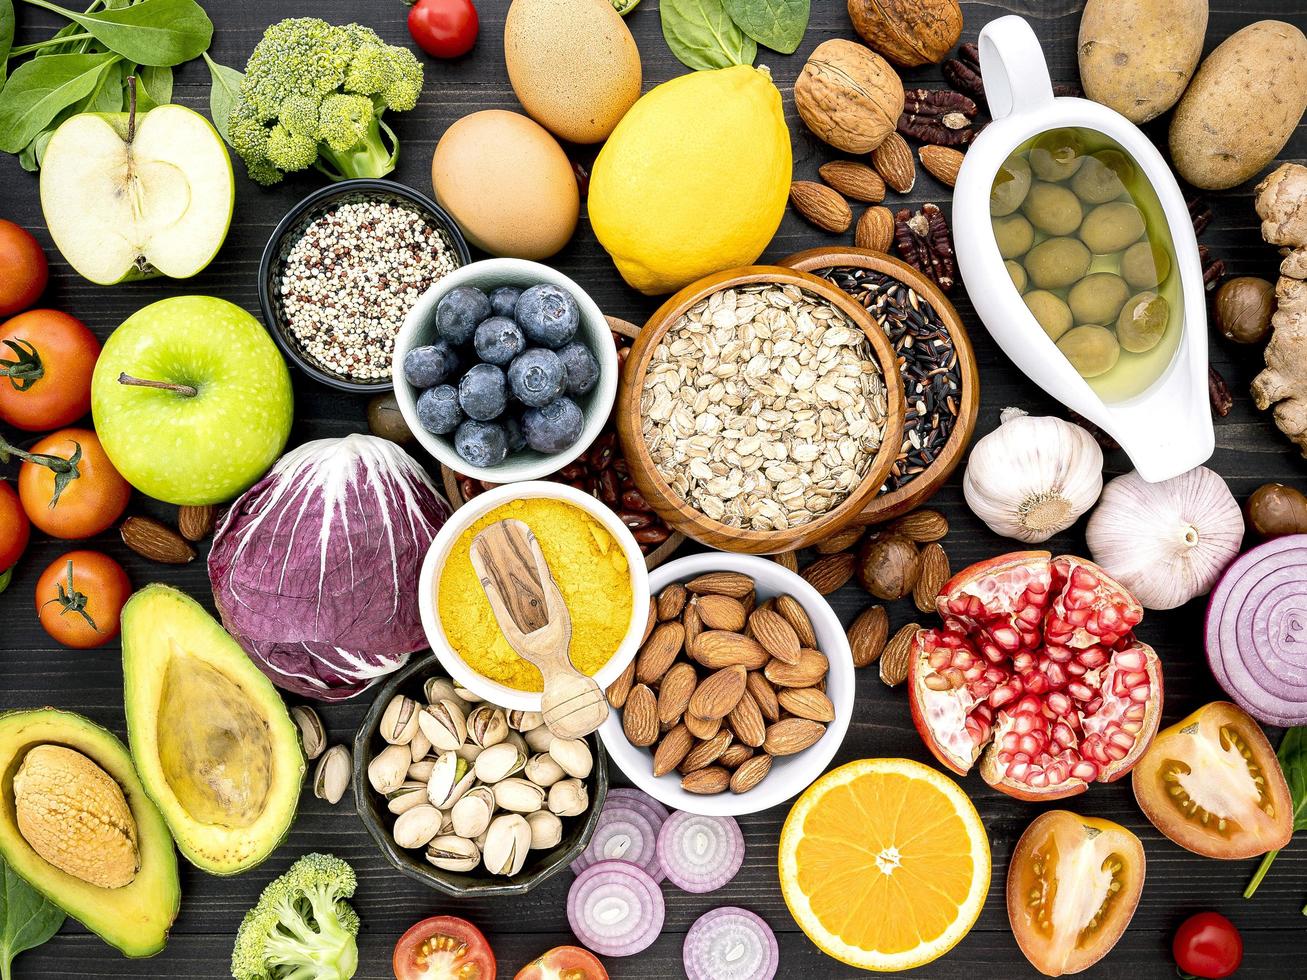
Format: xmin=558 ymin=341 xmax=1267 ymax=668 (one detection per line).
xmin=393 ymin=258 xmax=618 ymax=483
xmin=598 ymin=553 xmax=853 ymax=816
xmin=418 ymin=481 xmax=651 ymax=711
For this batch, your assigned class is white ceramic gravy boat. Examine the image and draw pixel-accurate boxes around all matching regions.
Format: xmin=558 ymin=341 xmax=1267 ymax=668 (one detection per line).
xmin=954 ymin=15 xmax=1212 ymax=482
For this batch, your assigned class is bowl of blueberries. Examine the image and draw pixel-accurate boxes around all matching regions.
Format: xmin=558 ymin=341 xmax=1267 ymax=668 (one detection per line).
xmin=392 ymin=258 xmax=619 ymax=482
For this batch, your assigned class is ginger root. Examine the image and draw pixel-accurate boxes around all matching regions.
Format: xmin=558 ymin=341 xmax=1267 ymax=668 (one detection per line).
xmin=1251 ymin=163 xmax=1307 ymax=456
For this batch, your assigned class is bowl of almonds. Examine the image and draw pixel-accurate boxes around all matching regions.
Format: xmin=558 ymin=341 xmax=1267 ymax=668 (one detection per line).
xmin=599 ymin=553 xmax=854 ymax=816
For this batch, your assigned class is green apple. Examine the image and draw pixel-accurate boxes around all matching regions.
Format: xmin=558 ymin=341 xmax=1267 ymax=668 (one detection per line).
xmin=91 ymin=297 xmax=293 ymax=506
xmin=39 ymin=103 xmax=233 ymax=285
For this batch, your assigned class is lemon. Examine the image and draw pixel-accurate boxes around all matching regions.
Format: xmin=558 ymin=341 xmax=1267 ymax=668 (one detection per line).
xmin=588 ymin=66 xmax=791 ymax=295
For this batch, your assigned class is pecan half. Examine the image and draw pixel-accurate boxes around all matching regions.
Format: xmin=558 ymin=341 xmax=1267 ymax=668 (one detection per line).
xmin=1199 ymin=245 xmax=1226 ymax=292
xmin=1208 ymin=365 xmax=1233 ymax=418
xmin=893 ymin=204 xmax=956 ymax=293
xmin=897 ymin=88 xmax=977 ymax=147
xmin=1188 ymin=195 xmax=1212 ymax=237
xmin=942 ymin=43 xmax=983 ymax=104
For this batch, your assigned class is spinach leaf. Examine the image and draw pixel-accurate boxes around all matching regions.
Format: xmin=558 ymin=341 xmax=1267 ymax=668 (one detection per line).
xmin=1245 ymin=726 xmax=1307 ymax=903
xmin=133 ymin=62 xmax=169 ymax=109
xmin=0 ymin=52 xmax=119 ymax=152
xmin=82 ymin=56 xmax=123 ymax=111
xmin=202 ymin=52 xmax=241 ymax=146
xmin=0 ymin=0 xmax=15 ymax=87
xmin=722 ymin=0 xmax=808 ymax=55
xmin=0 ymin=855 xmax=64 ymax=980
xmin=22 ymin=0 xmax=212 ymax=67
xmin=661 ymin=0 xmax=756 ymax=71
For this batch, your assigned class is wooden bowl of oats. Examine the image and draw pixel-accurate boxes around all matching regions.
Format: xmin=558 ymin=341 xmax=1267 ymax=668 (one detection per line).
xmin=616 ymin=267 xmax=905 ymax=554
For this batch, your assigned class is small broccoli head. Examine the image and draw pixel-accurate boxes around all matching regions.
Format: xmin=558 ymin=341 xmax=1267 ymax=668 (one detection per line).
xmin=267 ymin=125 xmax=319 ymax=172
xmin=318 ymin=93 xmax=375 ymax=154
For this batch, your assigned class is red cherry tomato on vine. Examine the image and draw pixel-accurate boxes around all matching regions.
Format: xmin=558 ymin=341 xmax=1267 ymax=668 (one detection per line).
xmin=35 ymin=550 xmax=131 ymax=649
xmin=0 ymin=220 xmax=48 ymax=317
xmin=0 ymin=309 xmax=101 ymax=431
xmin=11 ymin=428 xmax=131 ymax=540
xmin=0 ymin=482 xmax=30 ymax=578
xmin=407 ymin=0 xmax=478 ymax=59
xmin=1173 ymin=912 xmax=1243 ymax=979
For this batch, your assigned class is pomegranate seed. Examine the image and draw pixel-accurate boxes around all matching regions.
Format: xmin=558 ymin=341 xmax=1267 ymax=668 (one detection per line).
xmin=1067 ymin=606 xmax=1091 ymax=626
xmin=1003 ymin=731 xmax=1020 ymax=749
xmin=1078 ymin=649 xmax=1107 ymax=669
xmin=1115 ymin=649 xmax=1145 ymax=671
xmin=1028 ymin=770 xmax=1049 ymax=788
xmin=1109 ymin=728 xmax=1135 ymax=750
xmin=1071 ymin=567 xmax=1097 ymax=590
xmin=1067 ymin=681 xmax=1094 ymax=701
xmin=942 ymin=667 xmax=966 ymax=687
xmin=929 ymin=649 xmax=950 ymax=669
xmin=1024 ymin=674 xmax=1049 ymax=695
xmin=1009 ymin=761 xmax=1031 ymax=780
xmin=1018 ymin=604 xmax=1042 ymax=625
xmin=990 ymin=685 xmax=1019 ymax=710
xmin=1047 ymin=691 xmax=1071 ymax=715
xmin=924 ymin=674 xmax=953 ymax=691
xmin=984 ymin=667 xmax=1007 ymax=683
xmin=1045 ymin=644 xmax=1073 ymax=663
xmin=1124 ymin=703 xmax=1146 ymax=721
xmin=1053 ymin=721 xmax=1076 ymax=748
xmin=1013 ymin=651 xmax=1035 ymax=672
xmin=1042 ymin=662 xmax=1068 ymax=687
xmin=1072 ymin=760 xmax=1099 ymax=781
xmin=963 ymin=663 xmax=985 ymax=681
xmin=1129 ymin=683 xmax=1151 ymax=703
xmin=1082 ymin=696 xmax=1103 ymax=714
xmin=992 ymin=626 xmax=1021 ymax=650
xmin=1066 ymin=661 xmax=1087 ymax=677
xmin=1019 ymin=734 xmax=1042 ymax=755
xmin=1105 ymin=741 xmax=1129 ymax=761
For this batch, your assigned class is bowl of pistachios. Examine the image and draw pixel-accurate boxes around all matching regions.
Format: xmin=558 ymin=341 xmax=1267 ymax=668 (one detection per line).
xmin=353 ymin=652 xmax=608 ymax=896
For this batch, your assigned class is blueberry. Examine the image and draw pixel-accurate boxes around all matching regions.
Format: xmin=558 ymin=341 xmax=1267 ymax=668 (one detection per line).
xmin=454 ymin=420 xmax=508 ymax=468
xmin=403 ymin=342 xmax=459 ymax=388
xmin=515 ymin=284 xmax=579 ymax=349
xmin=555 ymin=341 xmax=600 ymax=397
xmin=436 ymin=286 xmax=492 ymax=345
xmin=474 ymin=316 xmax=526 ymax=366
xmin=489 ymin=285 xmax=523 ymax=319
xmin=503 ymin=414 xmax=527 ymax=453
xmin=458 ymin=363 xmax=508 ymax=421
xmin=522 ymin=398 xmax=584 ymax=454
xmin=416 ymin=384 xmax=462 ymax=435
xmin=507 ymin=348 xmax=566 ymax=408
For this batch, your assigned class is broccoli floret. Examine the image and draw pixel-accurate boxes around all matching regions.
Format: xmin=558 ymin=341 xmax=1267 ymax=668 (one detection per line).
xmin=227 ymin=17 xmax=423 ymax=185
xmin=230 ymin=853 xmax=359 ymax=980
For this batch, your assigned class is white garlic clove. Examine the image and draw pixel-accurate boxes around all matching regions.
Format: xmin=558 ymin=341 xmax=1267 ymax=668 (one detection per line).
xmin=367 ymin=743 xmax=412 ymax=795
xmin=291 ymin=705 xmax=326 ymax=761
xmin=426 ymin=834 xmax=480 ymax=872
xmin=313 ymin=745 xmax=350 ymax=805
xmin=467 ymin=705 xmax=509 ymax=749
xmin=526 ymin=810 xmax=563 ymax=850
xmin=474 ymin=742 xmax=526 ymax=784
xmin=547 ymin=778 xmax=588 ymax=817
xmin=419 ymin=700 xmax=468 ymax=752
xmin=523 ymin=752 xmax=566 ymax=787
xmin=482 ymin=814 xmax=531 ymax=876
xmin=548 ymin=738 xmax=593 ymax=779
xmin=381 ymin=695 xmax=421 ymax=745
xmin=393 ymin=804 xmax=443 ymax=849
xmin=493 ymin=777 xmax=546 ymax=814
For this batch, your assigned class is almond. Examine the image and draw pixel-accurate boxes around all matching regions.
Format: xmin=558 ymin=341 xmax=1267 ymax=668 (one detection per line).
xmin=726 ymin=691 xmax=766 ymax=748
xmin=622 ymin=684 xmax=659 ymax=746
xmin=778 ymin=687 xmax=836 ymax=723
xmin=652 ymin=724 xmax=693 ymax=777
xmin=719 ymin=743 xmax=755 ymax=769
xmin=856 ymin=206 xmax=896 ymax=252
xmin=688 ymin=665 xmax=747 ymax=720
xmin=683 ymin=601 xmax=703 ymax=650
xmin=730 ymin=753 xmax=772 ymax=793
xmin=920 ymin=144 xmax=964 ymax=188
xmin=657 ymin=662 xmax=698 ymax=726
xmin=790 ymin=180 xmax=853 ymax=233
xmin=815 ymin=524 xmax=864 ymax=554
xmin=913 ymin=542 xmax=951 ymax=614
xmin=684 ymin=712 xmax=722 ymax=740
xmin=763 ymin=718 xmax=826 ymax=756
xmin=695 ymin=594 xmax=747 ymax=632
xmin=800 ymin=553 xmax=855 ymax=595
xmin=818 ymin=160 xmax=886 ymax=203
xmin=740 ymin=589 xmax=756 ymax=615
xmin=890 ymin=508 xmax=949 ymax=542
xmin=681 ymin=766 xmax=730 ymax=795
xmin=770 ymin=551 xmax=799 ymax=572
xmin=685 ymin=572 xmax=754 ymax=599
xmin=177 ymin=504 xmax=216 ymax=542
xmin=120 ymin=516 xmax=196 ymax=565
xmin=748 ymin=608 xmax=801 ymax=665
xmin=606 ymin=660 xmax=636 ymax=709
xmin=656 ymin=583 xmax=687 ymax=621
xmin=871 ymin=132 xmax=915 ymax=193
xmin=879 ymin=623 xmax=921 ymax=687
xmin=764 ymin=648 xmax=829 ymax=688
xmin=680 ymin=730 xmax=733 ymax=773
xmin=747 ymin=671 xmax=780 ymax=722
xmin=690 ymin=631 xmax=770 ymax=670
xmin=640 ymin=597 xmax=656 ymax=646
xmin=849 ymin=604 xmax=889 ymax=668
xmin=774 ymin=594 xmax=817 ymax=649
xmin=635 ymin=622 xmax=683 ymax=685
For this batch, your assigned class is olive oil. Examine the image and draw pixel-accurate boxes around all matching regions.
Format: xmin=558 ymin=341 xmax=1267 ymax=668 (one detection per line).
xmin=991 ymin=128 xmax=1182 ymax=402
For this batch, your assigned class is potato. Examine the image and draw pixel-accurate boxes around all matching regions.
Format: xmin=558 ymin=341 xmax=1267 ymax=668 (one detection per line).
xmin=1078 ymin=0 xmax=1207 ymax=124
xmin=1169 ymin=21 xmax=1307 ymax=190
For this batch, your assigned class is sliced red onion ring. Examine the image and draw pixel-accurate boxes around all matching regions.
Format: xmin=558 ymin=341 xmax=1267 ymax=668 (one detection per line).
xmin=567 ymin=859 xmax=665 ymax=957
xmin=570 ymin=803 xmax=664 ymax=881
xmin=683 ymin=907 xmax=778 ymax=980
xmin=655 ymin=810 xmax=744 ymax=893
xmin=1206 ymin=534 xmax=1307 ymax=726
xmin=606 ymin=787 xmax=670 ymax=832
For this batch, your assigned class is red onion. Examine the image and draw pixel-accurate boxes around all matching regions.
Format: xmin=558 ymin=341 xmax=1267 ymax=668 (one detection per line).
xmin=570 ymin=802 xmax=664 ymax=882
xmin=567 ymin=859 xmax=665 ymax=957
xmin=1205 ymin=534 xmax=1307 ymax=726
xmin=606 ymin=788 xmax=669 ymax=834
xmin=683 ymin=907 xmax=778 ymax=980
xmin=655 ymin=810 xmax=744 ymax=894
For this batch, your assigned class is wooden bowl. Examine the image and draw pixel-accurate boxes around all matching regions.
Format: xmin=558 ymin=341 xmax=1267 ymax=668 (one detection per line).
xmin=778 ymin=248 xmax=980 ymax=525
xmin=616 ymin=266 xmax=905 ymax=554
xmin=439 ymin=316 xmax=685 ymax=570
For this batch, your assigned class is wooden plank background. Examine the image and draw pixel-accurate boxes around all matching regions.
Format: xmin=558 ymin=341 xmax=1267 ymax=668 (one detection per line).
xmin=2 ymin=0 xmax=1306 ymax=976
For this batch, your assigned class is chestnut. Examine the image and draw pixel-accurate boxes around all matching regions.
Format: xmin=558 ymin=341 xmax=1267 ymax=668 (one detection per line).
xmin=1214 ymin=276 xmax=1274 ymax=345
xmin=1246 ymin=483 xmax=1307 ymax=539
xmin=856 ymin=533 xmax=921 ymax=600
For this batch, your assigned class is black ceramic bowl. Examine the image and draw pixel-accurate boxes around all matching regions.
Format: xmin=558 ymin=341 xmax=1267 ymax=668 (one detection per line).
xmin=258 ymin=179 xmax=471 ymax=394
xmin=353 ymin=652 xmax=608 ymax=897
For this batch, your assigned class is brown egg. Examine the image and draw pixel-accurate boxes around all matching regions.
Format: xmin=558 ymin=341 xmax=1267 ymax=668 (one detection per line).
xmin=431 ymin=110 xmax=579 ymax=260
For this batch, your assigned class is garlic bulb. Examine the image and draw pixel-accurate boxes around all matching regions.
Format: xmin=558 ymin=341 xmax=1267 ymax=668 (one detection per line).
xmin=1086 ymin=466 xmax=1244 ymax=610
xmin=963 ymin=408 xmax=1104 ymax=542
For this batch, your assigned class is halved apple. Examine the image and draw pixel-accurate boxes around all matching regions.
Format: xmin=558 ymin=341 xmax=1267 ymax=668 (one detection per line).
xmin=39 ymin=104 xmax=233 ymax=285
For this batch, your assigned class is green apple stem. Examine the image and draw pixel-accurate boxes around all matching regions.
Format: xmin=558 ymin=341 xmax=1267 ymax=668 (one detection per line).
xmin=126 ymin=74 xmax=137 ymax=145
xmin=117 ymin=373 xmax=197 ymax=398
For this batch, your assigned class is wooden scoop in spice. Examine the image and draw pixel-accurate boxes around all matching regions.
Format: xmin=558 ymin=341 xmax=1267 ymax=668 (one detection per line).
xmin=469 ymin=519 xmax=610 ymax=739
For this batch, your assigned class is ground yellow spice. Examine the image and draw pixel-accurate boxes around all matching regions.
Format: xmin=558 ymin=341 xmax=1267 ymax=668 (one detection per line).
xmin=437 ymin=498 xmax=633 ymax=692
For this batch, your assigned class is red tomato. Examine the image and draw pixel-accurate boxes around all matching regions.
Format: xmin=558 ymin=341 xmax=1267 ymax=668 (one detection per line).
xmin=514 ymin=946 xmax=607 ymax=980
xmin=0 ymin=309 xmax=101 ymax=431
xmin=0 ymin=220 xmax=47 ymax=316
xmin=1173 ymin=912 xmax=1243 ymax=979
xmin=394 ymin=916 xmax=495 ymax=979
xmin=14 ymin=428 xmax=131 ymax=539
xmin=35 ymin=550 xmax=131 ymax=649
xmin=408 ymin=0 xmax=478 ymax=58
xmin=0 ymin=481 xmax=30 ymax=573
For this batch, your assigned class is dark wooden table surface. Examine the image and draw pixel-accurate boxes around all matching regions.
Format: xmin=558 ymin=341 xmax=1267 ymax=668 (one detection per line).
xmin=3 ymin=0 xmax=1306 ymax=976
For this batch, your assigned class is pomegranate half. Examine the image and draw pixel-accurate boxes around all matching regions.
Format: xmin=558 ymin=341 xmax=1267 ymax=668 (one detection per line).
xmin=909 ymin=551 xmax=1163 ymax=801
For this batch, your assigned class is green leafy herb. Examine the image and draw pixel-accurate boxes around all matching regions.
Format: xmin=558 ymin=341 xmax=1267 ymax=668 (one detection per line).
xmin=0 ymin=854 xmax=65 ymax=980
xmin=0 ymin=568 xmax=10 ymax=595
xmin=722 ymin=0 xmax=808 ymax=54
xmin=20 ymin=0 xmax=212 ymax=67
xmin=1245 ymin=726 xmax=1307 ymax=909
xmin=0 ymin=52 xmax=119 ymax=153
xmin=202 ymin=52 xmax=241 ymax=146
xmin=135 ymin=61 xmax=169 ymax=107
xmin=660 ymin=0 xmax=756 ymax=71
xmin=0 ymin=0 xmax=15 ymax=86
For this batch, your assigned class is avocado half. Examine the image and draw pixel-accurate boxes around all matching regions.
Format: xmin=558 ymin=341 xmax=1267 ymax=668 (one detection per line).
xmin=0 ymin=709 xmax=180 ymax=956
xmin=122 ymin=585 xmax=305 ymax=876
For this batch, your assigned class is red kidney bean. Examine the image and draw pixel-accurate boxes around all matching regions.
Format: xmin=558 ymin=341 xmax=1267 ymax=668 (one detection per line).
xmin=591 ymin=433 xmax=617 ymax=471
xmin=622 ymin=489 xmax=651 ymax=512
xmin=560 ymin=464 xmax=585 ymax=480
xmin=634 ymin=526 xmax=670 ymax=545
xmin=620 ymin=511 xmax=652 ymax=530
xmin=598 ymin=469 xmax=620 ymax=506
xmin=459 ymin=477 xmax=479 ymax=500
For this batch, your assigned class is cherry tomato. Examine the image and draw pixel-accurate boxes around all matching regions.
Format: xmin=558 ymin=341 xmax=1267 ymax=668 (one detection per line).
xmin=35 ymin=550 xmax=131 ymax=649
xmin=514 ymin=946 xmax=607 ymax=980
xmin=407 ymin=0 xmax=478 ymax=58
xmin=0 ymin=309 xmax=101 ymax=431
xmin=0 ymin=220 xmax=48 ymax=316
xmin=0 ymin=481 xmax=30 ymax=576
xmin=393 ymin=915 xmax=495 ymax=979
xmin=12 ymin=428 xmax=131 ymax=539
xmin=1173 ymin=912 xmax=1243 ymax=979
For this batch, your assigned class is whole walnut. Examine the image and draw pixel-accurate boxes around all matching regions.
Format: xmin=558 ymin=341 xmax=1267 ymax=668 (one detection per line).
xmin=795 ymin=39 xmax=904 ymax=154
xmin=856 ymin=533 xmax=921 ymax=601
xmin=848 ymin=0 xmax=963 ymax=67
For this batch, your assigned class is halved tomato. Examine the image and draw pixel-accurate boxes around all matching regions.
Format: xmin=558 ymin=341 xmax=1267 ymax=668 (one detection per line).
xmin=513 ymin=946 xmax=607 ymax=980
xmin=1007 ymin=810 xmax=1144 ymax=977
xmin=394 ymin=915 xmax=496 ymax=979
xmin=1132 ymin=701 xmax=1292 ymax=859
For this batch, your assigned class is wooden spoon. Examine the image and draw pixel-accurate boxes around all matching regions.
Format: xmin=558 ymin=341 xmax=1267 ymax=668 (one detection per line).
xmin=469 ymin=518 xmax=610 ymax=739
